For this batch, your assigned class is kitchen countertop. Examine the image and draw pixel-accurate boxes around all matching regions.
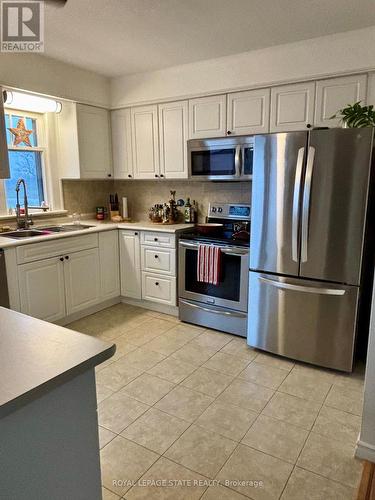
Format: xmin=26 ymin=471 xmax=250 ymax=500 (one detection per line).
xmin=0 ymin=307 xmax=115 ymax=418
xmin=0 ymin=220 xmax=195 ymax=248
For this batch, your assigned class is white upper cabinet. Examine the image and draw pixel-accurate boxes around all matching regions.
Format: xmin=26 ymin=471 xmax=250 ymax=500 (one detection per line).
xmin=159 ymin=101 xmax=188 ymax=179
xmin=131 ymin=105 xmax=160 ymax=179
xmin=270 ymin=82 xmax=315 ymax=132
xmin=111 ymin=108 xmax=134 ymax=179
xmin=227 ymin=89 xmax=270 ymax=135
xmin=76 ymin=104 xmax=113 ymax=179
xmin=189 ymin=95 xmax=227 ymax=139
xmin=314 ymin=74 xmax=368 ymax=127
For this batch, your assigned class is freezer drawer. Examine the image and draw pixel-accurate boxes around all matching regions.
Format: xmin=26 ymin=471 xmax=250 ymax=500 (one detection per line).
xmin=247 ymin=272 xmax=359 ymax=371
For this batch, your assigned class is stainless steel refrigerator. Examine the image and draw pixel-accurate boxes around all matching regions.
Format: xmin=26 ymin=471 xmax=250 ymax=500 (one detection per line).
xmin=247 ymin=128 xmax=374 ymax=372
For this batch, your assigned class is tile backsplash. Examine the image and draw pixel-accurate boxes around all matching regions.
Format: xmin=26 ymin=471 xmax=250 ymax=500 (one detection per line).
xmin=62 ymin=179 xmax=251 ymax=222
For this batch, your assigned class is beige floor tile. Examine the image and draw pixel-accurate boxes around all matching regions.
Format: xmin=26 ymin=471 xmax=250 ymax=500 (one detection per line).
xmin=153 ymin=312 xmax=181 ymax=323
xmin=102 ymin=486 xmax=121 ymax=500
xmin=203 ymin=352 xmax=251 ymax=376
xmin=101 ymin=436 xmax=159 ymax=496
xmin=98 ymin=391 xmax=150 ymax=433
xmin=278 ymin=369 xmax=333 ymax=403
xmin=253 ymin=352 xmax=295 ymax=372
xmin=193 ymin=330 xmax=234 ymax=351
xmin=155 ymin=386 xmax=214 ymax=422
xmin=113 ymin=336 xmax=139 ymax=355
xmin=242 ymin=414 xmax=308 ymax=464
xmin=96 ymin=350 xmax=126 ymax=371
xmin=325 ymin=383 xmax=364 ymax=416
xmin=217 ymin=444 xmax=293 ymax=500
xmin=96 ymin=358 xmax=144 ymax=392
xmin=239 ymin=362 xmax=288 ymax=390
xmin=297 ymin=432 xmax=363 ymax=488
xmin=165 ymin=425 xmax=237 ymax=478
xmin=312 ymin=405 xmax=361 ymax=445
xmin=123 ymin=318 xmax=175 ymax=346
xmin=121 ymin=373 xmax=175 ymax=405
xmin=196 ymin=401 xmax=258 ymax=441
xmin=125 ymin=457 xmax=207 ymax=499
xmin=217 ymin=379 xmax=274 ymax=413
xmin=121 ymin=407 xmax=190 ymax=454
xmin=143 ymin=330 xmax=191 ymax=356
xmin=181 ymin=367 xmax=233 ymax=397
xmin=122 ymin=347 xmax=166 ymax=371
xmin=262 ymin=392 xmax=321 ymax=430
xmin=96 ymin=383 xmax=114 ymax=404
xmin=171 ymin=341 xmax=217 ymax=366
xmin=147 ymin=357 xmax=197 ymax=384
xmin=201 ymin=485 xmax=248 ymax=500
xmin=220 ymin=337 xmax=257 ymax=362
xmin=168 ymin=322 xmax=206 ymax=339
xmin=99 ymin=426 xmax=117 ymax=449
xmin=280 ymin=467 xmax=355 ymax=500
xmin=292 ymin=363 xmax=337 ymax=383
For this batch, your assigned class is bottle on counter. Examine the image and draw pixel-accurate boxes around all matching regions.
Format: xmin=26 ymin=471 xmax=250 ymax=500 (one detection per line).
xmin=184 ymin=198 xmax=193 ymax=223
xmin=192 ymin=200 xmax=198 ymax=223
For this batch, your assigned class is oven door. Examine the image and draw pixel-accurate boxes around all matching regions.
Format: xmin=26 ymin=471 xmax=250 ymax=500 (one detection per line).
xmin=188 ymin=141 xmax=241 ymax=180
xmin=179 ymin=240 xmax=249 ymax=311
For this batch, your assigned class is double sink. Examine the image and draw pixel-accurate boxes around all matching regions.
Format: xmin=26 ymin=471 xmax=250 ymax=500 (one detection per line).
xmin=1 ymin=224 xmax=94 ymax=239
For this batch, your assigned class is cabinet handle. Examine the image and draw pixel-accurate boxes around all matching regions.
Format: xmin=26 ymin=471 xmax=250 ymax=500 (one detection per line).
xmin=155 ymin=174 xmax=159 ymax=178
xmin=107 ymin=174 xmax=112 ymax=177
xmin=227 ymin=130 xmax=232 ymax=135
xmin=154 ymin=237 xmax=158 ymax=241
xmin=135 ymin=232 xmax=138 ymax=236
xmin=128 ymin=174 xmax=132 ymax=178
xmin=154 ymin=254 xmax=158 ymax=258
xmin=160 ymin=174 xmax=164 ymax=178
xmin=306 ymin=123 xmax=312 ymax=129
xmin=59 ymin=257 xmax=64 ymax=262
xmin=155 ymin=282 xmax=159 ymax=286
xmin=65 ymin=255 xmax=69 ymax=260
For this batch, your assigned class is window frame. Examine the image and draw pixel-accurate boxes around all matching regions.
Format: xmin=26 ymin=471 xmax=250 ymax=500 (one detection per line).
xmin=1 ymin=109 xmax=50 ymax=215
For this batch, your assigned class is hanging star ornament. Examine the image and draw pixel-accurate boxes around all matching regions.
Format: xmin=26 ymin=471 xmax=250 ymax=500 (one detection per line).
xmin=8 ymin=118 xmax=33 ymax=146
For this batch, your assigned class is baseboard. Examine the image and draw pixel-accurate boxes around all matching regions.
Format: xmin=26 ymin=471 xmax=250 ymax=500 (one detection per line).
xmin=57 ymin=297 xmax=121 ymax=326
xmin=120 ymin=296 xmax=179 ymax=317
xmin=356 ymin=440 xmax=375 ymax=462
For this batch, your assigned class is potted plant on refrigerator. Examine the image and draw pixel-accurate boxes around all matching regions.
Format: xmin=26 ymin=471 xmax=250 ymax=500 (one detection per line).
xmin=331 ymin=101 xmax=375 ymax=128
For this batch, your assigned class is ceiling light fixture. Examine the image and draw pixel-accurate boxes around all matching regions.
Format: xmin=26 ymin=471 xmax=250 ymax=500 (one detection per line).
xmin=3 ymin=90 xmax=62 ymax=113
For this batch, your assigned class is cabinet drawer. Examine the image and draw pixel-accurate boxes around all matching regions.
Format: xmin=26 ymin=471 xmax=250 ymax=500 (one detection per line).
xmin=141 ymin=231 xmax=175 ymax=248
xmin=16 ymin=233 xmax=99 ymax=264
xmin=142 ymin=272 xmax=176 ymax=305
xmin=141 ymin=246 xmax=176 ymax=275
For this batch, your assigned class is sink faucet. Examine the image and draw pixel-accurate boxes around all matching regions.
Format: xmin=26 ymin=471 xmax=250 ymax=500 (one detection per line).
xmin=15 ymin=178 xmax=33 ymax=229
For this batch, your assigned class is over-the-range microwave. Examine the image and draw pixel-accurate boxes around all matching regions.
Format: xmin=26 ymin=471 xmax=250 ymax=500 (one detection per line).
xmin=188 ymin=136 xmax=253 ymax=181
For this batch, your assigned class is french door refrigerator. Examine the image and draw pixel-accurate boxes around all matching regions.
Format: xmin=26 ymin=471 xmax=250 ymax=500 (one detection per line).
xmin=247 ymin=128 xmax=374 ymax=372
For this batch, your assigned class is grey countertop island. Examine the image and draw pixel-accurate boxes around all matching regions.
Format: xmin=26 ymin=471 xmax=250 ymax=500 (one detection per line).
xmin=0 ymin=307 xmax=115 ymax=500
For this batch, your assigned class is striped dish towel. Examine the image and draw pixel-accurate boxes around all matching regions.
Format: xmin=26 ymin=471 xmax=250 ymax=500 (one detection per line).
xmin=197 ymin=244 xmax=222 ymax=285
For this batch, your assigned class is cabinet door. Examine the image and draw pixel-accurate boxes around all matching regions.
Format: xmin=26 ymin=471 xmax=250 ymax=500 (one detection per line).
xmin=64 ymin=248 xmax=101 ymax=316
xmin=111 ymin=108 xmax=134 ymax=180
xmin=159 ymin=101 xmax=188 ymax=179
xmin=76 ymin=104 xmax=113 ymax=179
xmin=131 ymin=105 xmax=159 ymax=179
xmin=270 ymin=82 xmax=315 ymax=132
xmin=18 ymin=257 xmax=66 ymax=322
xmin=99 ymin=231 xmax=120 ymax=300
xmin=227 ymin=89 xmax=270 ymax=135
xmin=188 ymin=95 xmax=227 ymax=139
xmin=119 ymin=230 xmax=141 ymax=299
xmin=314 ymin=75 xmax=368 ymax=127
xmin=0 ymin=89 xmax=10 ymax=178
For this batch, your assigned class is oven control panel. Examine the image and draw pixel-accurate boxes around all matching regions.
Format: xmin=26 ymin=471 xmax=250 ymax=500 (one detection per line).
xmin=208 ymin=203 xmax=251 ymax=220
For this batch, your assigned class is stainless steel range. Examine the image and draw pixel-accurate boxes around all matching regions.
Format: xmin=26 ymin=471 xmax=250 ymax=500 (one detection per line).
xmin=178 ymin=202 xmax=250 ymax=337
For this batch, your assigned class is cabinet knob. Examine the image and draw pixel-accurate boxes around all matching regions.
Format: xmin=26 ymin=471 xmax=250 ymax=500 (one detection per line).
xmin=59 ymin=257 xmax=64 ymax=262
xmin=65 ymin=255 xmax=69 ymax=260
xmin=154 ymin=254 xmax=158 ymax=258
xmin=107 ymin=174 xmax=112 ymax=177
xmin=306 ymin=123 xmax=312 ymax=129
xmin=155 ymin=282 xmax=159 ymax=286
xmin=154 ymin=237 xmax=158 ymax=241
xmin=135 ymin=232 xmax=138 ymax=236
xmin=155 ymin=174 xmax=159 ymax=178
xmin=227 ymin=130 xmax=232 ymax=135
xmin=128 ymin=174 xmax=132 ymax=178
xmin=160 ymin=174 xmax=164 ymax=178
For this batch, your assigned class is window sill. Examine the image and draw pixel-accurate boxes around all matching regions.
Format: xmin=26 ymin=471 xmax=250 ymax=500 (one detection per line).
xmin=0 ymin=210 xmax=68 ymax=221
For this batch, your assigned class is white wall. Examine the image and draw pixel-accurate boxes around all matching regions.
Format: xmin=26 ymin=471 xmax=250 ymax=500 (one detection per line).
xmin=111 ymin=26 xmax=375 ymax=108
xmin=0 ymin=54 xmax=110 ymax=107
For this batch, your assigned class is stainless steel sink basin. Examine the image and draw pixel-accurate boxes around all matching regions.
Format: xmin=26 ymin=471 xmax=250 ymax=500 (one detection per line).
xmin=39 ymin=224 xmax=94 ymax=232
xmin=1 ymin=230 xmax=47 ymax=239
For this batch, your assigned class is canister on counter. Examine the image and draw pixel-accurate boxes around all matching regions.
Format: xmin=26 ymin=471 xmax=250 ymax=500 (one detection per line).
xmin=96 ymin=206 xmax=105 ymax=220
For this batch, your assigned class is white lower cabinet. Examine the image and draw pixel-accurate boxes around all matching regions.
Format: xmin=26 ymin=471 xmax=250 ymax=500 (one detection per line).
xmin=99 ymin=231 xmax=120 ymax=300
xmin=119 ymin=230 xmax=142 ymax=299
xmin=142 ymin=273 xmax=176 ymax=305
xmin=19 ymin=257 xmax=66 ymax=322
xmin=64 ymin=248 xmax=101 ymax=316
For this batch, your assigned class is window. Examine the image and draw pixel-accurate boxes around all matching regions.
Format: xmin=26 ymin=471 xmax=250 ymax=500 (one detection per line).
xmin=2 ymin=111 xmax=47 ymax=213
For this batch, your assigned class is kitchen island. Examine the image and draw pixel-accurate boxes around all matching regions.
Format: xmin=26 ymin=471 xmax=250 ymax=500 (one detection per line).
xmin=0 ymin=307 xmax=115 ymax=500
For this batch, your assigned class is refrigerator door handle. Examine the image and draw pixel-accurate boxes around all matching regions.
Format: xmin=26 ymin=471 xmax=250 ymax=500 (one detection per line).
xmin=258 ymin=276 xmax=346 ymax=295
xmin=301 ymin=146 xmax=316 ymax=262
xmin=292 ymin=147 xmax=305 ymax=262
xmin=235 ymin=145 xmax=241 ymax=177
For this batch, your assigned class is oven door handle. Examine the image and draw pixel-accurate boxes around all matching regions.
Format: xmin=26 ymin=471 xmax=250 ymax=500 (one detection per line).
xmin=179 ymin=241 xmax=199 ymax=249
xmin=179 ymin=299 xmax=246 ymax=318
xmin=221 ymin=249 xmax=249 ymax=256
xmin=179 ymin=241 xmax=248 ymax=255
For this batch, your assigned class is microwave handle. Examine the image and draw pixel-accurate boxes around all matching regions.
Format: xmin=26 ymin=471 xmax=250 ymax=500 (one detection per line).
xmin=235 ymin=145 xmax=241 ymax=177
